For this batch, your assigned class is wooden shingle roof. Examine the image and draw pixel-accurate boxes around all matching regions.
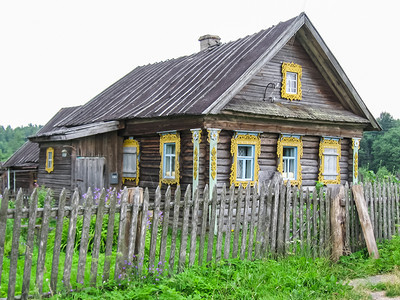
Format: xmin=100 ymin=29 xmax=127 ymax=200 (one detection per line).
xmin=3 ymin=141 xmax=39 ymax=168
xmin=42 ymin=12 xmax=379 ymax=133
xmin=57 ymin=15 xmax=299 ymax=127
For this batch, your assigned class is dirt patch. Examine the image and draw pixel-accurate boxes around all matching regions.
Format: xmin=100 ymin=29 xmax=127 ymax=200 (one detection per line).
xmin=349 ymin=274 xmax=400 ymax=300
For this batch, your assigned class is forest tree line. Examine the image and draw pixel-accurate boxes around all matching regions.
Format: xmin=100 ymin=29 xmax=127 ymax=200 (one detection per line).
xmin=0 ymin=124 xmax=42 ymax=162
xmin=359 ymin=112 xmax=400 ymax=179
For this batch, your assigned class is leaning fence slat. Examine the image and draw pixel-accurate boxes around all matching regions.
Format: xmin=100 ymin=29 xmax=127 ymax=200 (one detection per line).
xmin=114 ymin=188 xmax=129 ymax=280
xmin=270 ymin=182 xmax=280 ymax=254
xmin=292 ymin=185 xmax=298 ymax=255
xmin=149 ymin=186 xmax=162 ymax=274
xmin=169 ymin=186 xmax=181 ymax=273
xmin=21 ymin=189 xmax=37 ymax=299
xmin=277 ymin=182 xmax=286 ymax=255
xmin=248 ymin=185 xmax=258 ymax=260
xmin=378 ymin=182 xmax=383 ymax=242
xmin=299 ymin=186 xmax=304 ymax=254
xmin=240 ymin=186 xmax=251 ymax=260
xmin=325 ymin=187 xmax=331 ymax=253
xmin=207 ymin=187 xmax=218 ymax=263
xmin=76 ymin=188 xmax=94 ymax=286
xmin=319 ymin=186 xmax=325 ymax=257
xmin=49 ymin=189 xmax=67 ymax=293
xmin=255 ymin=183 xmax=266 ymax=259
xmin=63 ymin=189 xmax=80 ymax=288
xmin=232 ymin=185 xmax=243 ymax=258
xmin=224 ymin=185 xmax=235 ymax=260
xmin=383 ymin=182 xmax=388 ymax=241
xmin=305 ymin=188 xmax=311 ymax=255
xmin=137 ymin=188 xmax=149 ymax=276
xmin=178 ymin=185 xmax=191 ymax=272
xmin=312 ymin=188 xmax=319 ymax=258
xmin=8 ymin=189 xmax=24 ymax=299
xmin=284 ymin=182 xmax=291 ymax=254
xmin=159 ymin=186 xmax=171 ymax=273
xmin=216 ymin=184 xmax=226 ymax=262
xmin=0 ymin=189 xmax=9 ymax=286
xmin=262 ymin=181 xmax=273 ymax=256
xmin=102 ymin=189 xmax=117 ymax=282
xmin=189 ymin=188 xmax=200 ymax=266
xmin=198 ymin=185 xmax=209 ymax=266
xmin=90 ymin=189 xmax=106 ymax=286
xmin=35 ymin=189 xmax=52 ymax=294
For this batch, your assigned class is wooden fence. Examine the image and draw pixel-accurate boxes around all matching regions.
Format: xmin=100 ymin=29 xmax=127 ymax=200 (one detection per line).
xmin=0 ymin=181 xmax=399 ymax=299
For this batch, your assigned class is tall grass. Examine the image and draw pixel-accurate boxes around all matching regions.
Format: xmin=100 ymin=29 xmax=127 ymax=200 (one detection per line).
xmin=48 ymin=236 xmax=400 ymax=300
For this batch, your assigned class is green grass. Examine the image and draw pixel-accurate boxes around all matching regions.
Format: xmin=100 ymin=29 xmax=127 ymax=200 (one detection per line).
xmin=46 ymin=236 xmax=400 ymax=300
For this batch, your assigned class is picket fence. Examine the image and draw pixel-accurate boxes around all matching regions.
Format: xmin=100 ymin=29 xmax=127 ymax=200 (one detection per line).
xmin=1 ymin=181 xmax=400 ymax=299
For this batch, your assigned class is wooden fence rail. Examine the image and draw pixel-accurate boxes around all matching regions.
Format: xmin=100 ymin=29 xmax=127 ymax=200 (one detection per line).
xmin=0 ymin=181 xmax=399 ymax=299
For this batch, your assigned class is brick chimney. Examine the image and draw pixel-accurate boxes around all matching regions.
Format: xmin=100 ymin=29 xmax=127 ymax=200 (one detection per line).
xmin=198 ymin=34 xmax=221 ymax=51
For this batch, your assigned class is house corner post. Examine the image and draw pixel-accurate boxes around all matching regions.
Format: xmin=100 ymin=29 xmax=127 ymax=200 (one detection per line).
xmin=207 ymin=128 xmax=221 ymax=199
xmin=191 ymin=129 xmax=202 ymax=198
xmin=352 ymin=138 xmax=361 ymax=184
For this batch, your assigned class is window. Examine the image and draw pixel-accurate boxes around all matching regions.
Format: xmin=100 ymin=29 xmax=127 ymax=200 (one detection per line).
xmin=277 ymin=135 xmax=303 ymax=186
xmin=230 ymin=132 xmax=261 ymax=188
xmin=45 ymin=147 xmax=54 ymax=173
xmin=159 ymin=132 xmax=180 ymax=186
xmin=286 ymin=72 xmax=297 ymax=94
xmin=318 ymin=137 xmax=341 ymax=184
xmin=163 ymin=143 xmax=176 ymax=178
xmin=281 ymin=62 xmax=302 ymax=101
xmin=237 ymin=145 xmax=255 ymax=180
xmin=122 ymin=138 xmax=139 ymax=185
xmin=282 ymin=147 xmax=297 ymax=180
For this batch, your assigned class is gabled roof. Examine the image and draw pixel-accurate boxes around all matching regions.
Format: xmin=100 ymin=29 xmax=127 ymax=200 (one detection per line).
xmin=50 ymin=13 xmax=379 ymax=131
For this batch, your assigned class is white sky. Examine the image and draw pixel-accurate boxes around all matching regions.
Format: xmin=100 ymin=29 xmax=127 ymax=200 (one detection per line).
xmin=1 ymin=0 xmax=399 ymax=128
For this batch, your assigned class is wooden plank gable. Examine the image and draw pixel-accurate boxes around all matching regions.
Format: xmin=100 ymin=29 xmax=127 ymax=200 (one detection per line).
xmin=223 ymin=35 xmax=369 ymax=127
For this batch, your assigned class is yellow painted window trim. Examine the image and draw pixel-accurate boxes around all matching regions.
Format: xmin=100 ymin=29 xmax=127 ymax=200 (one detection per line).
xmin=276 ymin=135 xmax=303 ymax=186
xmin=122 ymin=139 xmax=140 ymax=185
xmin=281 ymin=62 xmax=302 ymax=101
xmin=159 ymin=132 xmax=180 ymax=186
xmin=318 ymin=138 xmax=341 ymax=185
xmin=230 ymin=133 xmax=261 ymax=188
xmin=45 ymin=147 xmax=54 ymax=173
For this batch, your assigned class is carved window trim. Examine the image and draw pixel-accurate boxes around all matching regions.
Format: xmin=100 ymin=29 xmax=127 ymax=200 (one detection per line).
xmin=230 ymin=132 xmax=261 ymax=188
xmin=277 ymin=135 xmax=303 ymax=186
xmin=122 ymin=138 xmax=140 ymax=185
xmin=318 ymin=137 xmax=341 ymax=185
xmin=281 ymin=62 xmax=302 ymax=101
xmin=45 ymin=147 xmax=54 ymax=173
xmin=159 ymin=132 xmax=180 ymax=186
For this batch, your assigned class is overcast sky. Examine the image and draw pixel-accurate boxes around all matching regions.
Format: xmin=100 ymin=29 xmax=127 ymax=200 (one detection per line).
xmin=1 ymin=0 xmax=398 ymax=128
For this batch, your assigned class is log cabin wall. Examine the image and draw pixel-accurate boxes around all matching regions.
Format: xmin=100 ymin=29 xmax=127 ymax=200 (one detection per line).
xmin=38 ymin=143 xmax=72 ymax=198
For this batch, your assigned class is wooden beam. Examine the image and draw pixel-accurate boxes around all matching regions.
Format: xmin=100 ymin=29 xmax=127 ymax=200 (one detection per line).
xmin=352 ymin=184 xmax=379 ymax=259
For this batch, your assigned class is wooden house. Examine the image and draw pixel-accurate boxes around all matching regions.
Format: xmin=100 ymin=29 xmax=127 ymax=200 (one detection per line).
xmin=2 ymin=141 xmax=39 ymax=194
xmin=29 ymin=13 xmax=380 ymax=198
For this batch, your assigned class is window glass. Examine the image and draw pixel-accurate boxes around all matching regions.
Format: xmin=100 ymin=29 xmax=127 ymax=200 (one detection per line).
xmin=122 ymin=146 xmax=137 ymax=178
xmin=283 ymin=146 xmax=296 ymax=180
xmin=164 ymin=143 xmax=176 ymax=178
xmin=323 ymin=148 xmax=338 ymax=180
xmin=237 ymin=145 xmax=254 ymax=180
xmin=286 ymin=72 xmax=297 ymax=94
xmin=47 ymin=151 xmax=53 ymax=168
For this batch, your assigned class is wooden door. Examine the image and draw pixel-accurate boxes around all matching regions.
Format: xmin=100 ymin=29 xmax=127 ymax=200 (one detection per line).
xmin=75 ymin=157 xmax=106 ymax=194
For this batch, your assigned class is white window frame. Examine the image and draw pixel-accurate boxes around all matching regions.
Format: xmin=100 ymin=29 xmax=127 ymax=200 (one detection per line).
xmin=286 ymin=72 xmax=298 ymax=94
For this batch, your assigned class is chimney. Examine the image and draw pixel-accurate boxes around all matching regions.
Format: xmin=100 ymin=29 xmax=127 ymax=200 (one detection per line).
xmin=198 ymin=34 xmax=221 ymax=51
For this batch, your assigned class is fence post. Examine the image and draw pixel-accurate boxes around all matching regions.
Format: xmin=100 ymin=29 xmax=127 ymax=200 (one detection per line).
xmin=329 ymin=185 xmax=345 ymax=262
